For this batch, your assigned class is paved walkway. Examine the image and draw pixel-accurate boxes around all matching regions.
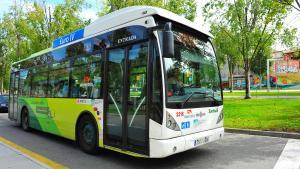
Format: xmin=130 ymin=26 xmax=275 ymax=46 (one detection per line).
xmin=0 ymin=141 xmax=49 ymax=169
xmin=224 ymin=96 xmax=300 ymax=99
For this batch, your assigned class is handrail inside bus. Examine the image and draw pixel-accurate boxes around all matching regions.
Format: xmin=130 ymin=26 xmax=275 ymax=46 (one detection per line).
xmin=109 ymin=93 xmax=122 ymax=120
xmin=129 ymin=96 xmax=145 ymax=127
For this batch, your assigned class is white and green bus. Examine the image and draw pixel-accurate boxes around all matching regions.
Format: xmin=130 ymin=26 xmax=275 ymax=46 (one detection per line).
xmin=9 ymin=6 xmax=224 ymax=158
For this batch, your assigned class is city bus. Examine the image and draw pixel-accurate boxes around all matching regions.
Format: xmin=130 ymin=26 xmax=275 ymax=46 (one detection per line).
xmin=8 ymin=6 xmax=224 ymax=158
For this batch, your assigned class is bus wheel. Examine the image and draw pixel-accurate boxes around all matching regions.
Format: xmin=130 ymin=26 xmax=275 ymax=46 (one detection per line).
xmin=77 ymin=115 xmax=98 ymax=154
xmin=21 ymin=108 xmax=30 ymax=131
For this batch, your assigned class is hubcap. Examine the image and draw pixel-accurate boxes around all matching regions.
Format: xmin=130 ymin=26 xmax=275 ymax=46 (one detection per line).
xmin=83 ymin=123 xmax=94 ymax=144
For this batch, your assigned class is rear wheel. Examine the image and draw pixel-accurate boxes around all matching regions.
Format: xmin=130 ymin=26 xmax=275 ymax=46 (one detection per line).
xmin=77 ymin=115 xmax=98 ymax=154
xmin=21 ymin=108 xmax=30 ymax=131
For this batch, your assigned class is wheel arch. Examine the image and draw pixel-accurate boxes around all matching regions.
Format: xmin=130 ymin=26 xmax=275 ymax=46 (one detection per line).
xmin=75 ymin=111 xmax=99 ymax=146
xmin=20 ymin=106 xmax=29 ymax=124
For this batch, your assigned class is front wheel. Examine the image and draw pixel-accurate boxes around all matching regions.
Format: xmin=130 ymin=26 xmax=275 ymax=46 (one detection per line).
xmin=77 ymin=115 xmax=98 ymax=154
xmin=21 ymin=108 xmax=30 ymax=131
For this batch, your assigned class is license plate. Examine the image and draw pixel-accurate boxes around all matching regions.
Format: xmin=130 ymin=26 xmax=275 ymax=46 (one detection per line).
xmin=194 ymin=136 xmax=209 ymax=146
xmin=0 ymin=104 xmax=6 ymax=107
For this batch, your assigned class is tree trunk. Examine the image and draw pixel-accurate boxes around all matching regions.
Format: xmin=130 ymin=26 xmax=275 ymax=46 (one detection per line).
xmin=227 ymin=57 xmax=234 ymax=93
xmin=230 ymin=69 xmax=234 ymax=92
xmin=244 ymin=65 xmax=251 ymax=99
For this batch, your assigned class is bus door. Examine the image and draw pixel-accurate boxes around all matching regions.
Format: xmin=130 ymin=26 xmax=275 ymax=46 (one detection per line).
xmin=104 ymin=42 xmax=148 ymax=155
xmin=9 ymin=71 xmax=20 ymax=120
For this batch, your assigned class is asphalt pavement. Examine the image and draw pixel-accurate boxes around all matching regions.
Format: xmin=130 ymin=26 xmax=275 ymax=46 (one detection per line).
xmin=0 ymin=113 xmax=298 ymax=169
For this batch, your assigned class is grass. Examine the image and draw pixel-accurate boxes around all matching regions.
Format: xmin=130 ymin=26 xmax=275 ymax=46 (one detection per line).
xmin=224 ymin=98 xmax=300 ymax=132
xmin=223 ymin=91 xmax=300 ymax=97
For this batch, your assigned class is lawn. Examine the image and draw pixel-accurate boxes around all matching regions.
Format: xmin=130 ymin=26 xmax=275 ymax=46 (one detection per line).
xmin=224 ymin=98 xmax=300 ymax=132
xmin=223 ymin=91 xmax=300 ymax=97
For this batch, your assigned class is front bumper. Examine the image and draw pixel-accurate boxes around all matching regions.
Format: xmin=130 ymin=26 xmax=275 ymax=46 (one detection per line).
xmin=150 ymin=127 xmax=224 ymax=158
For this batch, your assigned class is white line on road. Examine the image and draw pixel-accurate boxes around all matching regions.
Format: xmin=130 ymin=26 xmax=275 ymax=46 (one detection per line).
xmin=273 ymin=139 xmax=300 ymax=169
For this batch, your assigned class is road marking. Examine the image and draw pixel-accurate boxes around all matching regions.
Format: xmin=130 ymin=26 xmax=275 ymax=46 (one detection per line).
xmin=273 ymin=139 xmax=300 ymax=169
xmin=0 ymin=136 xmax=68 ymax=169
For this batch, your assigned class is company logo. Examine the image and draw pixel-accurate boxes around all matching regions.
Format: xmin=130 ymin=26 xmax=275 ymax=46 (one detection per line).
xmin=76 ymin=99 xmax=91 ymax=105
xmin=209 ymin=108 xmax=218 ymax=113
xmin=181 ymin=121 xmax=190 ymax=129
xmin=193 ymin=119 xmax=200 ymax=127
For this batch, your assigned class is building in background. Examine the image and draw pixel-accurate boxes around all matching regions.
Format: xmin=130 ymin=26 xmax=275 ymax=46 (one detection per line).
xmin=220 ymin=46 xmax=300 ymax=90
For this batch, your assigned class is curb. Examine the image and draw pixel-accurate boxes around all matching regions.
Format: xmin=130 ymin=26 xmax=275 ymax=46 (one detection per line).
xmin=225 ymin=128 xmax=300 ymax=139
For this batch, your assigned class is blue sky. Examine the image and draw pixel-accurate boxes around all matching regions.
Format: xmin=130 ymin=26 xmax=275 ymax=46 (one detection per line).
xmin=0 ymin=0 xmax=100 ymax=21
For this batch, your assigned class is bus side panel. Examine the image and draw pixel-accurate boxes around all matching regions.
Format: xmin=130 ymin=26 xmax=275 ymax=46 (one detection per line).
xmin=19 ymin=97 xmax=47 ymax=131
xmin=20 ymin=97 xmax=104 ymax=147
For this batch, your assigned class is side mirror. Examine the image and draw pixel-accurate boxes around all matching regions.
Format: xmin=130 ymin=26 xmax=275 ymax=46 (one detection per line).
xmin=163 ymin=22 xmax=174 ymax=58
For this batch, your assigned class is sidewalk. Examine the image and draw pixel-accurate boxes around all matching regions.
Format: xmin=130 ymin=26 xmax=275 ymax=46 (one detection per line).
xmin=224 ymin=96 xmax=300 ymax=99
xmin=0 ymin=141 xmax=49 ymax=169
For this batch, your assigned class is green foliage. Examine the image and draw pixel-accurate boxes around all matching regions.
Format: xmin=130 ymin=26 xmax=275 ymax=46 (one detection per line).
xmin=0 ymin=0 xmax=90 ymax=92
xmin=98 ymin=0 xmax=196 ymax=21
xmin=281 ymin=28 xmax=298 ymax=48
xmin=250 ymin=48 xmax=270 ymax=77
xmin=204 ymin=0 xmax=295 ymax=98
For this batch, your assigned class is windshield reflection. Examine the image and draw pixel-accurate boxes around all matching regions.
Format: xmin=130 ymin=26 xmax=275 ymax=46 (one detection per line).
xmin=164 ymin=31 xmax=222 ymax=108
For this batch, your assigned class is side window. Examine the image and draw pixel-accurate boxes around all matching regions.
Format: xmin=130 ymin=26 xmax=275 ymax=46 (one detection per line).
xmin=150 ymin=44 xmax=163 ymax=124
xmin=71 ymin=61 xmax=102 ymax=99
xmin=20 ymin=69 xmax=31 ymax=96
xmin=48 ymin=63 xmax=70 ymax=98
xmin=31 ymin=67 xmax=48 ymax=97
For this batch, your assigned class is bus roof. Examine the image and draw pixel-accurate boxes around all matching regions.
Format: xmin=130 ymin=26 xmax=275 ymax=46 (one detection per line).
xmin=13 ymin=6 xmax=211 ymax=66
xmin=85 ymin=6 xmax=212 ymax=38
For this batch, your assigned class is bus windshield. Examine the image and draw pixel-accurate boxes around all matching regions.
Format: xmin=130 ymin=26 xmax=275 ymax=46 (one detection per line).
xmin=164 ymin=30 xmax=222 ymax=109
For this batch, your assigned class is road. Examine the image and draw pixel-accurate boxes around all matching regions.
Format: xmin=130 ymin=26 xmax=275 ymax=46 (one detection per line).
xmin=0 ymin=113 xmax=296 ymax=169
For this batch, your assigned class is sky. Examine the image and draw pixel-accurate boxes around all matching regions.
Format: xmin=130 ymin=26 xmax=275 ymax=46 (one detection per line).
xmin=0 ymin=0 xmax=299 ymax=50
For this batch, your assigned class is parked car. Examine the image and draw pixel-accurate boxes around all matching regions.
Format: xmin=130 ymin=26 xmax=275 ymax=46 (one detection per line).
xmin=0 ymin=95 xmax=8 ymax=113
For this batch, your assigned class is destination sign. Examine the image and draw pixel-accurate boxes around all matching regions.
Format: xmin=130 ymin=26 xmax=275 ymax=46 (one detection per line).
xmin=52 ymin=28 xmax=85 ymax=48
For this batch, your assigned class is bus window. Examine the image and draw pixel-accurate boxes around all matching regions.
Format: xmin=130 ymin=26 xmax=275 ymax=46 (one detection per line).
xmin=20 ymin=69 xmax=32 ymax=96
xmin=71 ymin=62 xmax=102 ymax=99
xmin=48 ymin=68 xmax=70 ymax=98
xmin=150 ymin=44 xmax=163 ymax=124
xmin=31 ymin=67 xmax=48 ymax=97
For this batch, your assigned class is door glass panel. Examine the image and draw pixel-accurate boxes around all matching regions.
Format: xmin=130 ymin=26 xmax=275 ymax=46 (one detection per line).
xmin=127 ymin=43 xmax=148 ymax=151
xmin=106 ymin=48 xmax=125 ymax=145
xmin=9 ymin=73 xmax=15 ymax=119
xmin=13 ymin=72 xmax=19 ymax=119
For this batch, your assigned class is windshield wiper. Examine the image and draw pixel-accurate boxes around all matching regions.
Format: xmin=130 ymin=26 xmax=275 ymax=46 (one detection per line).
xmin=180 ymin=91 xmax=206 ymax=108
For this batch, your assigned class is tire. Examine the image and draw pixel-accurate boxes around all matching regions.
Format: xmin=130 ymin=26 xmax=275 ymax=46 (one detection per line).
xmin=21 ymin=108 xmax=30 ymax=131
xmin=77 ymin=115 xmax=98 ymax=154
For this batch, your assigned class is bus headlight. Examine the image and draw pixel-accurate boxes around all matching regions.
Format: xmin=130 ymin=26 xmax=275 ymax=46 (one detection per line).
xmin=166 ymin=112 xmax=180 ymax=131
xmin=216 ymin=110 xmax=224 ymax=124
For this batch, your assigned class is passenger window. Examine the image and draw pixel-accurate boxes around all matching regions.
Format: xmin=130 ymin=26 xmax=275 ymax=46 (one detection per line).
xmin=71 ymin=62 xmax=102 ymax=99
xmin=20 ymin=69 xmax=32 ymax=96
xmin=48 ymin=67 xmax=70 ymax=98
xmin=31 ymin=69 xmax=48 ymax=97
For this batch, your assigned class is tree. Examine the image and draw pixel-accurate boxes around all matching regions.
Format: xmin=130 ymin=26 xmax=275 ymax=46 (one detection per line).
xmin=279 ymin=0 xmax=300 ymax=11
xmin=98 ymin=0 xmax=197 ymax=21
xmin=210 ymin=24 xmax=242 ymax=92
xmin=204 ymin=0 xmax=294 ymax=99
xmin=0 ymin=0 xmax=89 ymax=92
xmin=250 ymin=47 xmax=272 ymax=88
